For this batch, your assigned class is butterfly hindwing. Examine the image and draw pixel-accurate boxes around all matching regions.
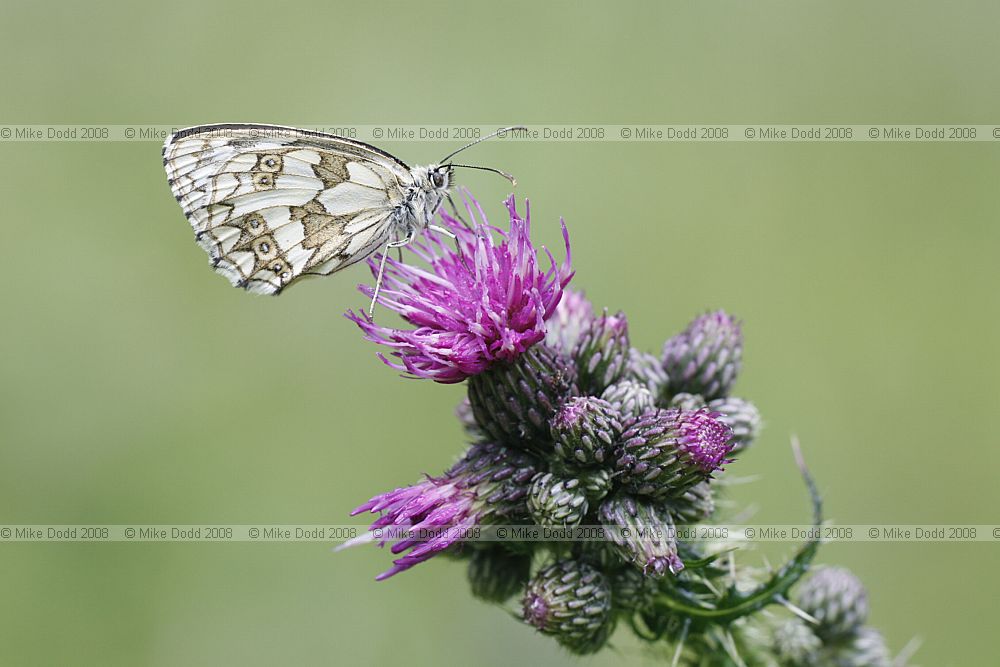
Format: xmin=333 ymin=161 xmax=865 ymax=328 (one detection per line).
xmin=163 ymin=124 xmax=413 ymax=294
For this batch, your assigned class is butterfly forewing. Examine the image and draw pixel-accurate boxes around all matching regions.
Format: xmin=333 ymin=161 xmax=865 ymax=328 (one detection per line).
xmin=163 ymin=124 xmax=413 ymax=294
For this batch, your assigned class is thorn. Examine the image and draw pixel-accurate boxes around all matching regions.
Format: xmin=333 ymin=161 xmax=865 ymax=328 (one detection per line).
xmin=670 ymin=618 xmax=690 ymax=667
xmin=776 ymin=595 xmax=819 ymax=625
xmin=720 ymin=629 xmax=748 ymax=667
xmin=894 ymin=635 xmax=923 ymax=667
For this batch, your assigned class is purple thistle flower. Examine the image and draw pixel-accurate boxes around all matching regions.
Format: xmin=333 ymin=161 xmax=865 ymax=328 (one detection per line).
xmin=349 ymin=478 xmax=477 ymax=581
xmin=347 ymin=441 xmax=537 ymax=580
xmin=346 ymin=193 xmax=573 ymax=383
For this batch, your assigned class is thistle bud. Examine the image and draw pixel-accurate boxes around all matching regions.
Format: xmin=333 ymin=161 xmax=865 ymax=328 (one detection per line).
xmin=668 ymin=392 xmax=706 ymax=411
xmin=626 ymin=348 xmax=669 ymax=397
xmin=467 ymin=547 xmax=531 ymax=603
xmin=661 ymin=310 xmax=742 ymax=400
xmin=544 ymin=289 xmax=596 ymax=353
xmin=527 ymin=473 xmax=589 ymax=527
xmin=614 ymin=409 xmax=734 ymax=499
xmin=522 ymin=559 xmax=615 ymax=655
xmin=795 ymin=566 xmax=870 ymax=640
xmin=468 ymin=344 xmax=578 ymax=455
xmin=610 ymin=566 xmax=658 ymax=615
xmin=575 ymin=466 xmax=613 ymax=503
xmin=572 ymin=310 xmax=630 ymax=394
xmin=820 ymin=628 xmax=892 ymax=667
xmin=550 ymin=396 xmax=623 ymax=466
xmin=598 ymin=493 xmax=684 ymax=576
xmin=772 ymin=618 xmax=822 ymax=666
xmin=707 ymin=396 xmax=762 ymax=455
xmin=663 ymin=480 xmax=715 ymax=524
xmin=601 ymin=380 xmax=656 ymax=419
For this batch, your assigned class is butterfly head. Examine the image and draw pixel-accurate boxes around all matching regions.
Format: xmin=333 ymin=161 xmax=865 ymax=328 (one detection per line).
xmin=430 ymin=164 xmax=454 ymax=190
xmin=408 ymin=164 xmax=454 ymax=225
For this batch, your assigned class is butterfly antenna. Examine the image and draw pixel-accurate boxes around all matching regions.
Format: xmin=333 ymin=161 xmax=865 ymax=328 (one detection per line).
xmin=438 ymin=125 xmax=527 ymax=163
xmin=449 ymin=163 xmax=517 ymax=186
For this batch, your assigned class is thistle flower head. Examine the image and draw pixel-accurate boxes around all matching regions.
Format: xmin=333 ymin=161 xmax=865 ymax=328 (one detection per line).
xmin=526 ymin=472 xmax=589 ymax=527
xmin=615 ymin=408 xmax=734 ymax=498
xmin=467 ymin=344 xmax=578 ymax=454
xmin=819 ymin=627 xmax=892 ymax=667
xmin=572 ymin=310 xmax=630 ymax=393
xmin=544 ymin=288 xmax=595 ymax=352
xmin=598 ymin=493 xmax=684 ymax=576
xmin=521 ymin=559 xmax=614 ymax=654
xmin=350 ymin=441 xmax=537 ymax=579
xmin=795 ymin=566 xmax=870 ymax=640
xmin=772 ymin=618 xmax=822 ymax=665
xmin=610 ymin=566 xmax=659 ymax=615
xmin=626 ymin=348 xmax=669 ymax=397
xmin=707 ymin=396 xmax=763 ymax=455
xmin=467 ymin=547 xmax=531 ymax=603
xmin=663 ymin=480 xmax=716 ymax=524
xmin=668 ymin=392 xmax=707 ymax=411
xmin=573 ymin=466 xmax=614 ymax=503
xmin=601 ymin=379 xmax=657 ymax=420
xmin=347 ymin=194 xmax=573 ymax=383
xmin=662 ymin=310 xmax=743 ymax=400
xmin=550 ymin=396 xmax=623 ymax=466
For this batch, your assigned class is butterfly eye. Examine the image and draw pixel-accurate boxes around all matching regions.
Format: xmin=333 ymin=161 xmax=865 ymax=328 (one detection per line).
xmin=431 ymin=170 xmax=447 ymax=188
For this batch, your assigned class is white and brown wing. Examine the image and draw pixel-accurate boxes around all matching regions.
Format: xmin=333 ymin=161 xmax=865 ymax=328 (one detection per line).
xmin=163 ymin=124 xmax=412 ymax=294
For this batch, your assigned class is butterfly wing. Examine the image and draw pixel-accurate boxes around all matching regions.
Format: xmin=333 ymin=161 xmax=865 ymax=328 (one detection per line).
xmin=163 ymin=124 xmax=412 ymax=294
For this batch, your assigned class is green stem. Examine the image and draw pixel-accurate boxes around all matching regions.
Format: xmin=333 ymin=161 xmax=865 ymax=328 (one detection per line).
xmin=653 ymin=439 xmax=822 ymax=626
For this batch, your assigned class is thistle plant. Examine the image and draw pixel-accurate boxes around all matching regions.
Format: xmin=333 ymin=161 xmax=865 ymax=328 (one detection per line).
xmin=342 ymin=193 xmax=913 ymax=665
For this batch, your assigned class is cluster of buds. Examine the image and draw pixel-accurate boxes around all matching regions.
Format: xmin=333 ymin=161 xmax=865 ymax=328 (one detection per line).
xmin=772 ymin=566 xmax=892 ymax=666
xmin=342 ymin=193 xmax=910 ymax=663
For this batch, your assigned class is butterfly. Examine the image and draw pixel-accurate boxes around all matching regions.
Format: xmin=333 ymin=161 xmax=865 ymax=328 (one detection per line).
xmin=162 ymin=124 xmax=520 ymax=312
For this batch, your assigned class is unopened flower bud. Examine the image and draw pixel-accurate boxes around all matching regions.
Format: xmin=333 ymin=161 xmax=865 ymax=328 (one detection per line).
xmin=467 ymin=547 xmax=531 ymax=603
xmin=601 ymin=380 xmax=656 ymax=419
xmin=626 ymin=348 xmax=669 ymax=396
xmin=614 ymin=409 xmax=734 ymax=499
xmin=598 ymin=493 xmax=684 ymax=577
xmin=707 ymin=396 xmax=762 ymax=455
xmin=610 ymin=566 xmax=658 ymax=614
xmin=522 ymin=559 xmax=614 ymax=654
xmin=575 ymin=466 xmax=613 ymax=503
xmin=662 ymin=310 xmax=742 ymax=400
xmin=668 ymin=392 xmax=706 ymax=411
xmin=663 ymin=480 xmax=715 ymax=524
xmin=773 ymin=618 xmax=822 ymax=666
xmin=819 ymin=627 xmax=892 ymax=667
xmin=527 ymin=473 xmax=589 ymax=527
xmin=551 ymin=396 xmax=622 ymax=466
xmin=573 ymin=310 xmax=630 ymax=394
xmin=795 ymin=566 xmax=870 ymax=640
xmin=468 ymin=344 xmax=578 ymax=455
xmin=544 ymin=289 xmax=596 ymax=353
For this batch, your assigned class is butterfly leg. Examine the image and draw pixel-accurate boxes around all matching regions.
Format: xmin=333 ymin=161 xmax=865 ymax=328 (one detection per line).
xmin=428 ymin=223 xmax=474 ymax=274
xmin=368 ymin=228 xmax=416 ymax=317
xmin=446 ymin=193 xmax=471 ymax=229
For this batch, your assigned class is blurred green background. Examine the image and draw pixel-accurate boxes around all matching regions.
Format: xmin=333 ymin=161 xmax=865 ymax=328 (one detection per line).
xmin=1 ymin=1 xmax=998 ymax=665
